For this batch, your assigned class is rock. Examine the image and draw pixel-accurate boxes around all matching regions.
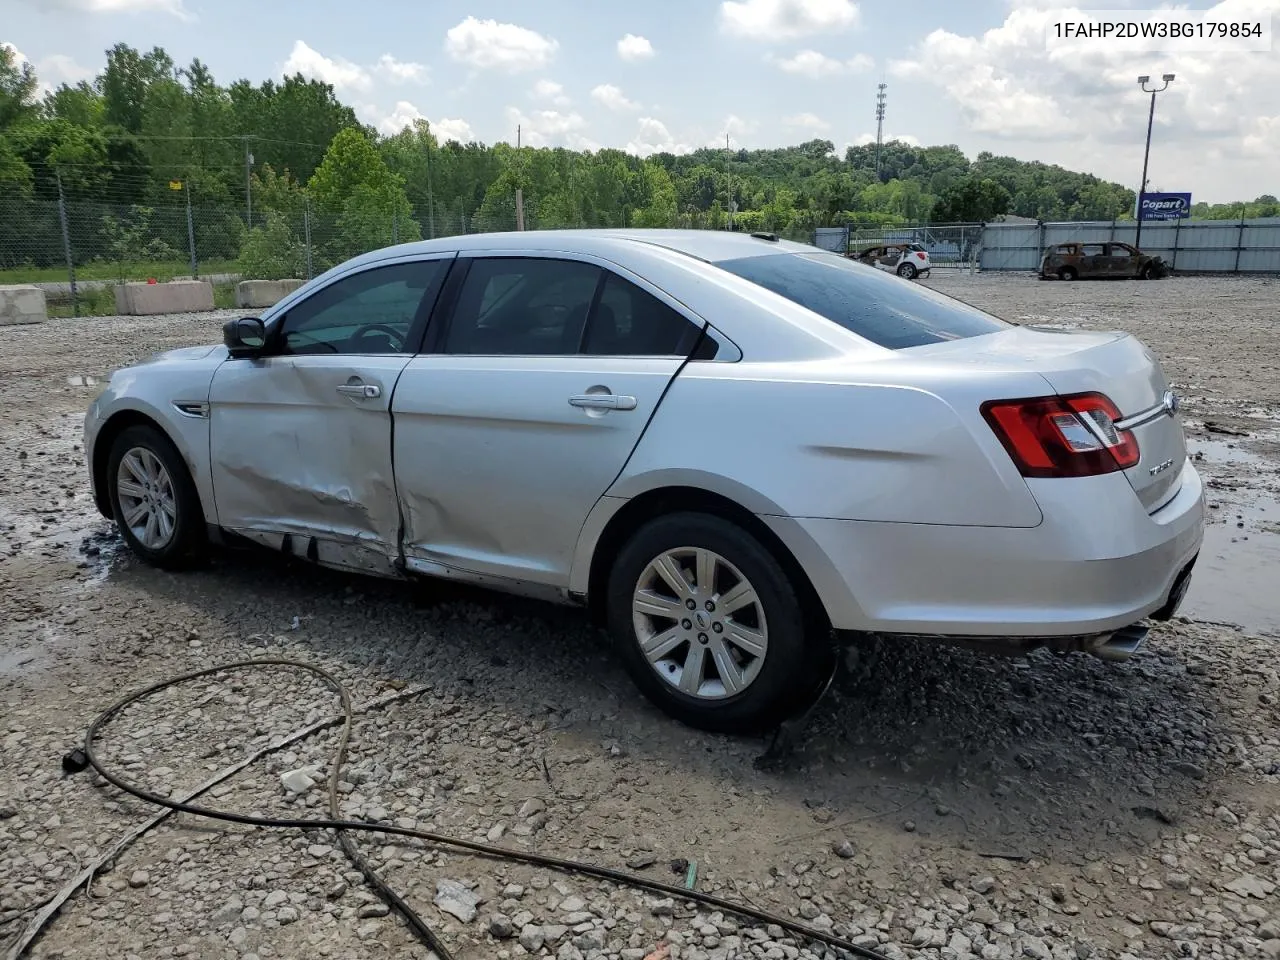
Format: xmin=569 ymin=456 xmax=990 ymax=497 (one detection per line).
xmin=211 ymin=896 xmax=244 ymax=924
xmin=1022 ymin=938 xmax=1051 ymax=959
xmin=1225 ymin=874 xmax=1274 ymax=899
xmin=487 ymin=823 xmax=507 ymax=842
xmin=1167 ymin=872 xmax=1191 ymax=890
xmin=1260 ymin=921 xmax=1280 ymax=940
xmin=1172 ymin=761 xmax=1207 ymax=779
xmin=972 ymin=876 xmax=996 ymax=895
xmin=799 ymin=900 xmax=821 ymax=920
xmin=487 ymin=913 xmax=514 ymax=938
xmin=264 ymin=891 xmax=289 ymax=908
xmin=280 ymin=767 xmax=318 ymax=794
xmin=435 ymin=878 xmax=479 ymax=922
xmin=276 ymin=906 xmax=299 ymax=924
xmin=628 ymin=855 xmax=657 ymax=870
xmin=327 ymin=882 xmax=348 ymax=900
xmin=128 ymin=870 xmax=149 ymax=889
xmin=542 ymin=923 xmax=568 ymax=944
xmin=651 ymin=898 xmax=676 ymax=916
xmin=358 ymin=903 xmax=390 ymax=919
xmin=558 ymin=895 xmax=587 ymax=913
xmin=1215 ymin=806 xmax=1239 ymax=826
xmin=519 ymin=924 xmax=545 ymax=952
xmin=307 ymin=844 xmax=331 ymax=858
xmin=502 ymin=883 xmax=525 ymax=899
xmin=1260 ymin=940 xmax=1280 ymax=960
xmin=833 ymin=839 xmax=856 ymax=859
xmin=519 ymin=797 xmax=546 ymax=818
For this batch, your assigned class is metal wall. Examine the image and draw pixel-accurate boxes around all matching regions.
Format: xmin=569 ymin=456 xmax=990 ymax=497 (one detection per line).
xmin=979 ymin=218 xmax=1280 ymax=273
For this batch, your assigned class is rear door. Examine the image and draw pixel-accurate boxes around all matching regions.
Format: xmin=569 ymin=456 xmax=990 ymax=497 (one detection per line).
xmin=391 ymin=252 xmax=707 ymax=587
xmin=1079 ymin=243 xmax=1109 ymax=277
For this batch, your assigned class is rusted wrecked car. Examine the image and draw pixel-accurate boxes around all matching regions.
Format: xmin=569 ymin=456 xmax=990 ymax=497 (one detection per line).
xmin=1039 ymin=241 xmax=1168 ymax=281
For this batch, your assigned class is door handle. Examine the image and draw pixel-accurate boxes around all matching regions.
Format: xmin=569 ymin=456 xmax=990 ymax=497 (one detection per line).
xmin=336 ymin=383 xmax=381 ymax=399
xmin=569 ymin=394 xmax=637 ymax=411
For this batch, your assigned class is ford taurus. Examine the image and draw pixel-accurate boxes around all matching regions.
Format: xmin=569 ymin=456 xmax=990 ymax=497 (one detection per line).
xmin=84 ymin=230 xmax=1204 ymax=733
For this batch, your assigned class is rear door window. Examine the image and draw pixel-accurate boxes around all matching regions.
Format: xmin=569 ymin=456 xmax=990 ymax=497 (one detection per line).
xmin=715 ymin=251 xmax=1010 ymax=350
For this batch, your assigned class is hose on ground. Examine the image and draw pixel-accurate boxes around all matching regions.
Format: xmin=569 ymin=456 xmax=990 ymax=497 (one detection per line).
xmin=66 ymin=659 xmax=893 ymax=960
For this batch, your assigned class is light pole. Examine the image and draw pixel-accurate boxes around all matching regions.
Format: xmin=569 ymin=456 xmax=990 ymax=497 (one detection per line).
xmin=1134 ymin=73 xmax=1174 ymax=252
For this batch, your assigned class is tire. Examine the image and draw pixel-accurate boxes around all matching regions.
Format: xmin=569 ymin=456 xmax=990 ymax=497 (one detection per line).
xmin=605 ymin=512 xmax=821 ymax=734
xmin=1057 ymin=266 xmax=1078 ymax=281
xmin=107 ymin=424 xmax=207 ymax=569
xmin=897 ymin=262 xmax=918 ymax=280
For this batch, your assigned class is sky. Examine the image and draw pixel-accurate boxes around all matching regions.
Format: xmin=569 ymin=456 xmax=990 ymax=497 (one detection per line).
xmin=3 ymin=0 xmax=1278 ymax=203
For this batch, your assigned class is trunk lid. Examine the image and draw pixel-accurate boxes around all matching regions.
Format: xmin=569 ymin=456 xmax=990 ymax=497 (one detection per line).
xmin=905 ymin=325 xmax=1187 ymax=511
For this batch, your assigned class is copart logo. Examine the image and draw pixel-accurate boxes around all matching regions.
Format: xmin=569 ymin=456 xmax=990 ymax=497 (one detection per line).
xmin=1142 ymin=197 xmax=1187 ymax=213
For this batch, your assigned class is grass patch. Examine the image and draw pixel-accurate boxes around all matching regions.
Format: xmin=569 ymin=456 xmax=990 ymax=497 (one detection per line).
xmin=0 ymin=259 xmax=239 ymax=284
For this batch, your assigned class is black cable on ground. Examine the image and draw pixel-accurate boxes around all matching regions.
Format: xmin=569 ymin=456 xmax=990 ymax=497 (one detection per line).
xmin=66 ymin=659 xmax=893 ymax=960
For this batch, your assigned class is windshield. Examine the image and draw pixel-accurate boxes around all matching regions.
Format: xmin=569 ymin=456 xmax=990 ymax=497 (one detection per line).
xmin=714 ymin=251 xmax=1011 ymax=349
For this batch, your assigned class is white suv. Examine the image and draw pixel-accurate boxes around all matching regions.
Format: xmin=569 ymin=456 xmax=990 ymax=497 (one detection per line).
xmin=852 ymin=242 xmax=932 ymax=279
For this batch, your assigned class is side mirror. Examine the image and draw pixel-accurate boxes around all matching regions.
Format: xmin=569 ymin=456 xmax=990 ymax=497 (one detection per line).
xmin=224 ymin=316 xmax=267 ymax=358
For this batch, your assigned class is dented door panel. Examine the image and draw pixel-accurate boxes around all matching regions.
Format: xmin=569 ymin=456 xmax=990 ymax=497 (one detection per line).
xmin=208 ymin=354 xmax=411 ymax=574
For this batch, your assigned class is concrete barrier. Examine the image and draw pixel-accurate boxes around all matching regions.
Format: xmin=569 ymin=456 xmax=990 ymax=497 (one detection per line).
xmin=236 ymin=279 xmax=305 ymax=310
xmin=0 ymin=285 xmax=48 ymax=326
xmin=114 ymin=280 xmax=215 ymax=316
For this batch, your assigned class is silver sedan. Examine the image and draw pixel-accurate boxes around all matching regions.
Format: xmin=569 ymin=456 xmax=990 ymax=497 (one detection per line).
xmin=83 ymin=230 xmax=1205 ymax=733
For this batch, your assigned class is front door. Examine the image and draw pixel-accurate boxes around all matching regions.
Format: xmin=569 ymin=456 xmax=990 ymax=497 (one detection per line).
xmin=208 ymin=255 xmax=452 ymax=574
xmin=391 ymin=254 xmax=706 ymax=588
xmin=1079 ymin=243 xmax=1109 ymax=277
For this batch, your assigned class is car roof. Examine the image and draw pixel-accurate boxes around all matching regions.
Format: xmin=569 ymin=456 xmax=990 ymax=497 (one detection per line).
xmin=343 ymin=228 xmax=817 ymax=270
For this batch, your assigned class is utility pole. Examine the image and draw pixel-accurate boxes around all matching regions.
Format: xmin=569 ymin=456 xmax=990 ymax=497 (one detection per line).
xmin=243 ymin=136 xmax=254 ymax=227
xmin=725 ymin=133 xmax=733 ymax=231
xmin=514 ymin=124 xmax=525 ymax=231
xmin=185 ymin=180 xmax=197 ymax=279
xmin=1134 ymin=74 xmax=1174 ymax=252
xmin=55 ymin=170 xmax=79 ymax=317
xmin=425 ymin=125 xmax=436 ymax=239
xmin=875 ymin=82 xmax=887 ymax=180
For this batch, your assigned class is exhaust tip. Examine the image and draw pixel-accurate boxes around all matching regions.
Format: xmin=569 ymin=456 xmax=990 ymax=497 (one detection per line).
xmin=1091 ymin=623 xmax=1150 ymax=662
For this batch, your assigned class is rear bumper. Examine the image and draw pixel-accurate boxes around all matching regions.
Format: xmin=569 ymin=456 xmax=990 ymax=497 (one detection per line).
xmin=764 ymin=460 xmax=1205 ymax=637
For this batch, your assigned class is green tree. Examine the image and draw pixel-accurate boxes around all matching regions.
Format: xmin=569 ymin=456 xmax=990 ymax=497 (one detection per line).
xmin=0 ymin=43 xmax=39 ymax=131
xmin=932 ymin=176 xmax=1012 ymax=222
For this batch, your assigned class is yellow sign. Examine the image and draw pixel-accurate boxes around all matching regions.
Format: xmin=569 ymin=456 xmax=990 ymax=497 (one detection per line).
xmin=169 ymin=180 xmax=183 ymax=191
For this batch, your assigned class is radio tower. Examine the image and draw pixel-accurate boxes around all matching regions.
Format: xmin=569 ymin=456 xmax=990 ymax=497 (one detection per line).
xmin=874 ymin=82 xmax=887 ymax=179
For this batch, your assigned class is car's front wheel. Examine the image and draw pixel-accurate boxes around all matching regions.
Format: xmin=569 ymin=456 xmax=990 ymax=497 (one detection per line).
xmin=1058 ymin=266 xmax=1078 ymax=281
xmin=107 ymin=424 xmax=207 ymax=569
xmin=606 ymin=512 xmax=822 ymax=734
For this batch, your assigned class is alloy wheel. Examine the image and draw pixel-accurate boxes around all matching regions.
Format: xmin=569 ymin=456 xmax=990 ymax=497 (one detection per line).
xmin=115 ymin=446 xmax=178 ymax=550
xmin=631 ymin=547 xmax=769 ymax=700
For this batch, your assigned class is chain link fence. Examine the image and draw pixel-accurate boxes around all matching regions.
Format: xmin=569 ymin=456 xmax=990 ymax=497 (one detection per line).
xmin=5 ymin=191 xmax=1278 ymax=317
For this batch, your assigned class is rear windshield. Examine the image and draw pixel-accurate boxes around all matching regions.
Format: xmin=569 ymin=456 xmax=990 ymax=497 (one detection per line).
xmin=715 ymin=251 xmax=1011 ymax=349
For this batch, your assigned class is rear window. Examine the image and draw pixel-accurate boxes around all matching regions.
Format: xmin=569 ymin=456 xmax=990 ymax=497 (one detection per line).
xmin=714 ymin=251 xmax=1011 ymax=349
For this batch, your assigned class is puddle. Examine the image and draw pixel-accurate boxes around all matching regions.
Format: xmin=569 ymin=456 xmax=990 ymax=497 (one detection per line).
xmin=1182 ymin=499 xmax=1280 ymax=635
xmin=1188 ymin=437 xmax=1267 ymax=468
xmin=66 ymin=375 xmax=100 ymax=387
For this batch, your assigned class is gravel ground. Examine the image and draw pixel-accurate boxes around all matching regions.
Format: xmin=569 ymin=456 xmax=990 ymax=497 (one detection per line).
xmin=1 ymin=273 xmax=1278 ymax=960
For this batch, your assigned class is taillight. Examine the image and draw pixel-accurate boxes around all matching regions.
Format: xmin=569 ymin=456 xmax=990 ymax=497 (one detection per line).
xmin=916 ymin=251 xmax=927 ymax=260
xmin=981 ymin=392 xmax=1140 ymax=478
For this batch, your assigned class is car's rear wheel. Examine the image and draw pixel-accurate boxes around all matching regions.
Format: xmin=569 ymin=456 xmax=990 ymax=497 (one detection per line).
xmin=605 ymin=512 xmax=820 ymax=734
xmin=107 ymin=424 xmax=206 ymax=569
xmin=897 ymin=262 xmax=918 ymax=280
xmin=1057 ymin=266 xmax=1078 ymax=281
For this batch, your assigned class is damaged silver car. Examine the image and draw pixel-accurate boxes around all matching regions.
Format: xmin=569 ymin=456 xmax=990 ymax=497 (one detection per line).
xmin=84 ymin=230 xmax=1204 ymax=734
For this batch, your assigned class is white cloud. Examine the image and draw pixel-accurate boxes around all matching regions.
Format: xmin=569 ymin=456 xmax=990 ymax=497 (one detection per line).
xmin=433 ymin=117 xmax=476 ymax=144
xmin=769 ymin=49 xmax=873 ymax=77
xmin=617 ymin=34 xmax=656 ymax=61
xmin=4 ymin=43 xmax=96 ymax=97
xmin=591 ymin=83 xmax=640 ymax=112
xmin=36 ymin=0 xmax=191 ymax=17
xmin=849 ymin=131 xmax=920 ymax=147
xmin=374 ymin=102 xmax=475 ymax=143
xmin=532 ymin=79 xmax=571 ymax=106
xmin=505 ymin=106 xmax=590 ymax=148
xmin=282 ymin=41 xmax=372 ymax=93
xmin=445 ymin=17 xmax=558 ymax=72
xmin=627 ymin=117 xmax=694 ymax=157
xmin=375 ymin=54 xmax=428 ymax=85
xmin=377 ymin=101 xmax=426 ymax=135
xmin=784 ymin=112 xmax=831 ymax=132
xmin=719 ymin=0 xmax=860 ymax=40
